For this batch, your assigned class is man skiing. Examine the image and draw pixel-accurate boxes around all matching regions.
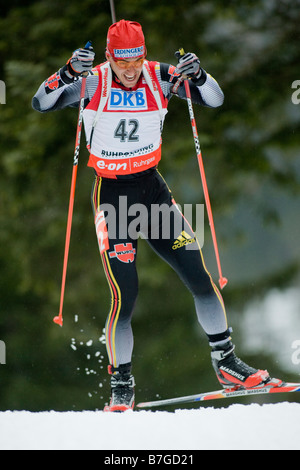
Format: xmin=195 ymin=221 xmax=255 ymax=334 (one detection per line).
xmin=32 ymin=19 xmax=270 ymax=412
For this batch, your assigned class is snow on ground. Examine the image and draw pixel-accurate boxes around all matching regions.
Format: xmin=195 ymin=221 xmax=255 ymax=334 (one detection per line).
xmin=0 ymin=402 xmax=300 ymax=450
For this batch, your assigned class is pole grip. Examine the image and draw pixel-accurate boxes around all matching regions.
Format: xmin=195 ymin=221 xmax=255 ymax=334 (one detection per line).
xmin=84 ymin=40 xmax=92 ymax=50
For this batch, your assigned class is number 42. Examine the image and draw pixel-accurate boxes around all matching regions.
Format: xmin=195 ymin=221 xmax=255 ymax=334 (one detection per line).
xmin=114 ymin=119 xmax=139 ymax=142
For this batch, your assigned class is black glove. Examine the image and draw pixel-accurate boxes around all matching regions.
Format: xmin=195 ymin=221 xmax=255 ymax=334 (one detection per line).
xmin=66 ymin=47 xmax=95 ymax=77
xmin=175 ymin=51 xmax=201 ymax=80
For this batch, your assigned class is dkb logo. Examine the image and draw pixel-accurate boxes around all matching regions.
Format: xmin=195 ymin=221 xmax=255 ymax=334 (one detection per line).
xmin=108 ymin=88 xmax=147 ymax=110
xmin=0 ymin=80 xmax=6 ymax=104
xmin=0 ymin=340 xmax=6 ymax=364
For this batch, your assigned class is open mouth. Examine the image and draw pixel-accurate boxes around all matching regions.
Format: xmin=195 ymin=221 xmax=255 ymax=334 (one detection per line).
xmin=124 ymin=73 xmax=137 ymax=82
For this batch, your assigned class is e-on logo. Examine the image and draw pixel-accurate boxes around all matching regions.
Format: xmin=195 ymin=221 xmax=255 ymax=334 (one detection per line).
xmin=108 ymin=88 xmax=147 ymax=110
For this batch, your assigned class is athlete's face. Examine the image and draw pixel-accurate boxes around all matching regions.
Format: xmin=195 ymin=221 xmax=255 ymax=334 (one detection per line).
xmin=106 ymin=52 xmax=144 ymax=88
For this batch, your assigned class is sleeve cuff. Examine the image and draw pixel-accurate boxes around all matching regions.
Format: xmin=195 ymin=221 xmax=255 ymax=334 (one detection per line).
xmin=60 ymin=65 xmax=76 ymax=84
xmin=191 ymin=68 xmax=207 ymax=86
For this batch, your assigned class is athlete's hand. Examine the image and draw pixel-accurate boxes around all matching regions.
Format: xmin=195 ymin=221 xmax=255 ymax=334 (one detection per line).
xmin=175 ymin=51 xmax=201 ymax=80
xmin=66 ymin=47 xmax=95 ymax=77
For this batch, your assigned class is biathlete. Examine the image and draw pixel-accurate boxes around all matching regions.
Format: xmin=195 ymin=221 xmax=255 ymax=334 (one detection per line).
xmin=32 ymin=19 xmax=270 ymax=412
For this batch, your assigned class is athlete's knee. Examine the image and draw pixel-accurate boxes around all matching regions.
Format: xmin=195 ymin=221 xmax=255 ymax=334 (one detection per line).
xmin=185 ymin=270 xmax=216 ymax=298
xmin=109 ymin=280 xmax=139 ymax=321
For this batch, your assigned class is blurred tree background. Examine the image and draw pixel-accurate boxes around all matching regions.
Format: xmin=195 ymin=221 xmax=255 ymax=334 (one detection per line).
xmin=0 ymin=0 xmax=300 ymax=412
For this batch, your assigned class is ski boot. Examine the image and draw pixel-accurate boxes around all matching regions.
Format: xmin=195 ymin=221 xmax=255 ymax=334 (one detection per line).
xmin=104 ymin=363 xmax=135 ymax=412
xmin=211 ymin=341 xmax=270 ymax=390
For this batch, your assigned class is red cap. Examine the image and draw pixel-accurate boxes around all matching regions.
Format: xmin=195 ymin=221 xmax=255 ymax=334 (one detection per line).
xmin=107 ymin=19 xmax=146 ymax=60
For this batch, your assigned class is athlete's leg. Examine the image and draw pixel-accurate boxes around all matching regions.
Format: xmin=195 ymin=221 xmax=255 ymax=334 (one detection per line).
xmin=91 ymin=176 xmax=139 ymax=369
xmin=146 ymin=172 xmax=229 ymax=342
xmin=146 ymin=172 xmax=270 ymax=388
xmin=101 ymin=247 xmax=138 ymax=368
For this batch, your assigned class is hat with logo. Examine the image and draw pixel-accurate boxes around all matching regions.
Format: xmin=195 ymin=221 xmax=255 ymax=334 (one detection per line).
xmin=107 ymin=19 xmax=147 ymax=61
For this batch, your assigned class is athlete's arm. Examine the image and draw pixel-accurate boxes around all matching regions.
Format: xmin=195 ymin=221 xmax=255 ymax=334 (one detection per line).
xmin=32 ymin=47 xmax=96 ymax=113
xmin=32 ymin=66 xmax=99 ymax=113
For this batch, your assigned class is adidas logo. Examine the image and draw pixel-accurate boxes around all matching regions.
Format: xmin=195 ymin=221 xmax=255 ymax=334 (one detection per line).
xmin=172 ymin=231 xmax=196 ymax=250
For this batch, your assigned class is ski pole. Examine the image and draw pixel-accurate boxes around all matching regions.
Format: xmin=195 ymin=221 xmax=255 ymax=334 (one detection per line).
xmin=109 ymin=0 xmax=117 ymax=23
xmin=178 ymin=48 xmax=228 ymax=290
xmin=53 ymin=40 xmax=92 ymax=326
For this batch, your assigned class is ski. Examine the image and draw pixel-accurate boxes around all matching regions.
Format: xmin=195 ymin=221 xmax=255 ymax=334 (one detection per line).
xmin=136 ymin=378 xmax=300 ymax=409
